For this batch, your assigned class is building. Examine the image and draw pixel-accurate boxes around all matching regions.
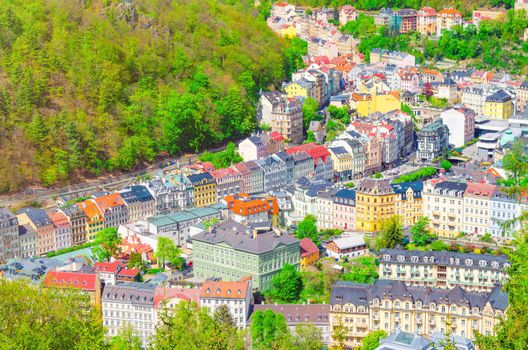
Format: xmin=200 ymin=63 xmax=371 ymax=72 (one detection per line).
xmin=43 ymin=271 xmax=101 ymax=306
xmin=300 ymin=238 xmax=320 ymax=270
xmin=18 ymin=224 xmax=37 ymax=258
xmin=416 ymin=120 xmax=449 ymax=162
xmin=94 ymin=193 xmax=129 ymax=229
xmin=329 ymin=138 xmax=366 ymax=181
xmin=244 ymin=161 xmax=265 ymax=194
xmin=102 ymin=282 xmax=156 ymax=348
xmin=463 ymin=182 xmax=497 ymax=237
xmin=270 ymin=97 xmax=304 ymax=144
xmin=286 ymin=143 xmax=334 ymax=182
xmin=397 ymin=9 xmax=418 ymax=33
xmin=473 ymin=9 xmax=506 ymax=22
xmin=370 ymin=49 xmax=415 ymax=68
xmin=329 ymin=280 xmax=507 ymax=348
xmin=118 ymin=185 xmax=155 ymax=222
xmin=351 ymin=91 xmax=401 ymax=118
xmin=223 ymin=194 xmax=279 ymax=226
xmin=144 ymin=175 xmax=194 ymax=215
xmin=436 ymin=8 xmax=462 ymax=36
xmin=376 ymin=330 xmax=434 ymax=350
xmin=211 ymin=168 xmax=241 ymax=201
xmin=49 ymin=211 xmax=72 ymax=251
xmin=461 ymin=85 xmax=488 ymax=116
xmin=59 ymin=205 xmax=87 ymax=246
xmin=16 ymin=207 xmax=55 ymax=256
xmin=316 ymin=187 xmax=339 ymax=230
xmin=417 ymin=7 xmax=437 ymax=35
xmin=253 ymin=304 xmax=331 ymax=345
xmin=391 ymin=181 xmax=423 ymax=227
xmin=187 ymin=173 xmax=217 ymax=208
xmin=515 ymin=80 xmax=528 ymax=113
xmin=355 ymin=179 xmax=395 ymax=232
xmin=483 ymin=90 xmax=513 ymax=120
xmin=490 ymin=190 xmax=522 ymax=239
xmin=433 ymin=77 xmax=457 ymax=102
xmin=77 ymin=199 xmax=104 ymax=241
xmin=192 ymin=220 xmax=300 ymax=291
xmin=339 ymin=5 xmax=358 ymax=25
xmin=94 ymin=261 xmax=123 ymax=286
xmin=439 ymin=108 xmax=476 ymax=148
xmin=378 ymin=249 xmax=509 ymax=292
xmin=333 ymin=189 xmax=357 ymax=231
xmin=0 ymin=209 xmax=20 ymax=261
xmin=256 ymin=155 xmax=287 ymax=192
xmin=200 ymin=276 xmax=252 ymax=328
xmin=238 ymin=132 xmax=285 ymax=162
xmin=515 ymin=0 xmax=528 ymax=11
xmin=423 ymin=180 xmax=467 ymax=238
xmin=325 ymin=233 xmax=368 ymax=260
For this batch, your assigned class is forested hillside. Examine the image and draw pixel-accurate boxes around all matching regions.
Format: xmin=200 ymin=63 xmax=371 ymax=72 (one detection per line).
xmin=0 ymin=0 xmax=298 ymax=192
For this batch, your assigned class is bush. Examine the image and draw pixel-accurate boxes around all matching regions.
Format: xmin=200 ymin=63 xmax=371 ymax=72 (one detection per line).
xmin=393 ymin=167 xmax=437 ymax=184
xmin=429 ymin=240 xmax=449 ymax=251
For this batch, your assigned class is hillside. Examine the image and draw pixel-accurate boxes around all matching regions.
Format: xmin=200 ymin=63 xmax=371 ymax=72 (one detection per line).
xmin=0 ymin=0 xmax=296 ymax=193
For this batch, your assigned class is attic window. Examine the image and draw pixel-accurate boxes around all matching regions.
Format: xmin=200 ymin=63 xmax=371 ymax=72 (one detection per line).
xmin=227 ymin=290 xmax=232 ymax=295
xmin=216 ymin=288 xmax=221 ymax=294
xmin=397 ymin=255 xmax=405 ymax=262
xmin=237 ymin=290 xmax=241 ymax=295
xmin=411 ymin=256 xmax=418 ymax=263
xmin=465 ymin=259 xmax=473 ymax=266
xmin=383 ymin=254 xmax=390 ymax=260
xmin=206 ymin=288 xmax=211 ymax=293
xmin=479 ymin=260 xmax=487 ymax=267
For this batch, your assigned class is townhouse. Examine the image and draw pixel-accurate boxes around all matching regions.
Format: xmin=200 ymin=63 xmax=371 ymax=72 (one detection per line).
xmin=463 ymin=182 xmax=497 ymax=237
xmin=269 ymin=97 xmax=303 ymax=145
xmin=16 ymin=207 xmax=55 ymax=255
xmin=490 ymin=189 xmax=524 ymax=239
xmin=316 ymin=187 xmax=339 ymax=230
xmin=18 ymin=224 xmax=38 ymax=258
xmin=416 ymin=120 xmax=449 ymax=162
xmin=244 ymin=161 xmax=265 ymax=194
xmin=287 ymin=178 xmax=332 ymax=225
xmin=423 ymin=180 xmax=467 ymax=238
xmin=514 ymin=80 xmax=528 ymax=113
xmin=256 ymin=155 xmax=288 ymax=192
xmin=187 ymin=173 xmax=217 ymax=208
xmin=77 ymin=199 xmax=104 ymax=241
xmin=392 ymin=181 xmax=423 ymax=227
xmin=49 ymin=211 xmax=72 ymax=251
xmin=292 ymin=151 xmax=315 ymax=182
xmin=355 ymin=179 xmax=395 ymax=232
xmin=329 ymin=137 xmax=366 ymax=181
xmin=439 ymin=107 xmax=476 ymax=148
xmin=483 ymin=90 xmax=513 ymax=120
xmin=59 ymin=204 xmax=87 ymax=246
xmin=378 ymin=249 xmax=509 ymax=292
xmin=211 ymin=168 xmax=241 ymax=201
xmin=223 ymin=194 xmax=279 ymax=226
xmin=43 ymin=271 xmax=100 ymax=306
xmin=333 ymin=189 xmax=357 ymax=231
xmin=417 ymin=7 xmax=437 ymax=35
xmin=144 ymin=175 xmax=194 ymax=214
xmin=238 ymin=132 xmax=285 ymax=162
xmin=286 ymin=143 xmax=334 ymax=182
xmin=94 ymin=193 xmax=129 ymax=229
xmin=118 ymin=185 xmax=155 ymax=222
xmin=0 ymin=208 xmax=20 ymax=261
xmin=436 ymin=8 xmax=462 ymax=36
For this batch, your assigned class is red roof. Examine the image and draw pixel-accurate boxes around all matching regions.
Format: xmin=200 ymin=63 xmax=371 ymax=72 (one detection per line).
xmin=94 ymin=261 xmax=122 ymax=274
xmin=286 ymin=143 xmax=331 ymax=164
xmin=200 ymin=276 xmax=251 ymax=300
xmin=464 ymin=182 xmax=497 ymax=198
xmin=43 ymin=271 xmax=97 ymax=291
xmin=274 ymin=2 xmax=289 ymax=7
xmin=300 ymin=238 xmax=319 ymax=258
xmin=117 ymin=267 xmax=140 ymax=277
xmin=154 ymin=287 xmax=201 ymax=308
xmin=269 ymin=131 xmax=284 ymax=142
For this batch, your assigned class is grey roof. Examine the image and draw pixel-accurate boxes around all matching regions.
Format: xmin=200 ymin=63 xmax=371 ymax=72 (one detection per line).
xmin=378 ymin=330 xmax=433 ymax=350
xmin=330 ymin=280 xmax=508 ymax=311
xmin=330 ymin=146 xmax=348 ymax=155
xmin=187 ymin=172 xmax=213 ymax=185
xmin=434 ymin=181 xmax=468 ymax=194
xmin=192 ymin=220 xmax=299 ymax=254
xmin=357 ymin=179 xmax=393 ymax=194
xmin=379 ymin=248 xmax=509 ymax=271
xmin=1 ymin=257 xmax=64 ymax=282
xmin=19 ymin=224 xmax=36 ymax=237
xmin=485 ymin=90 xmax=512 ymax=103
xmin=334 ymin=189 xmax=356 ymax=201
xmin=119 ymin=185 xmax=154 ymax=203
xmin=102 ymin=282 xmax=156 ymax=306
xmin=391 ymin=181 xmax=423 ymax=200
xmin=16 ymin=207 xmax=52 ymax=227
xmin=0 ymin=208 xmax=16 ymax=223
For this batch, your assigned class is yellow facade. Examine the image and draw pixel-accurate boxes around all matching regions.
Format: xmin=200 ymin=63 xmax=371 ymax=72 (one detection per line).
xmin=483 ymin=100 xmax=513 ymax=120
xmin=279 ymin=25 xmax=297 ymax=38
xmin=285 ymin=82 xmax=309 ymax=99
xmin=193 ymin=182 xmax=217 ymax=208
xmin=355 ymin=180 xmax=396 ymax=232
xmin=86 ymin=219 xmax=104 ymax=242
xmin=394 ymin=188 xmax=422 ymax=227
xmin=354 ymin=92 xmax=401 ymax=118
xmin=300 ymin=251 xmax=319 ymax=271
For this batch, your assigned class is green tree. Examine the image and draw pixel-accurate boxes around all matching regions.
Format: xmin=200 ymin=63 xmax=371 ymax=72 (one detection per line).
xmin=440 ymin=159 xmax=453 ymax=172
xmin=214 ymin=304 xmax=236 ymax=330
xmin=128 ymin=252 xmax=144 ymax=269
xmin=92 ymin=227 xmax=121 ymax=262
xmin=360 ymin=330 xmax=387 ymax=350
xmin=155 ymin=237 xmax=182 ymax=268
xmin=266 ymin=264 xmax=304 ymax=303
xmin=250 ymin=309 xmax=292 ymax=350
xmin=109 ymin=326 xmax=142 ymax=350
xmin=341 ymin=256 xmax=379 ymax=284
xmin=430 ymin=240 xmax=449 ymax=251
xmin=302 ymin=97 xmax=319 ymax=130
xmin=381 ymin=216 xmax=404 ymax=249
xmin=331 ymin=314 xmax=348 ymax=350
xmin=411 ymin=217 xmax=436 ymax=247
xmin=295 ymin=215 xmax=320 ymax=245
xmin=293 ymin=323 xmax=324 ymax=350
xmin=0 ymin=279 xmax=107 ymax=349
xmin=502 ymin=139 xmax=528 ymax=188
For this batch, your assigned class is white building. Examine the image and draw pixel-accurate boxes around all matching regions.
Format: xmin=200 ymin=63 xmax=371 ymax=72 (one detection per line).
xmin=325 ymin=233 xmax=368 ymax=260
xmin=200 ymin=276 xmax=252 ymax=329
xmin=439 ymin=107 xmax=476 ymax=148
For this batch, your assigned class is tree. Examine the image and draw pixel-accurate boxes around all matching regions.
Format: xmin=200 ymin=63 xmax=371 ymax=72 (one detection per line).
xmin=155 ymin=237 xmax=182 ymax=269
xmin=331 ymin=314 xmax=348 ymax=350
xmin=502 ymin=139 xmax=528 ymax=188
xmin=381 ymin=216 xmax=404 ymax=249
xmin=296 ymin=215 xmax=320 ymax=245
xmin=293 ymin=323 xmax=324 ymax=350
xmin=360 ymin=330 xmax=387 ymax=350
xmin=341 ymin=256 xmax=379 ymax=284
xmin=302 ymin=97 xmax=319 ymax=130
xmin=429 ymin=240 xmax=449 ymax=251
xmin=250 ymin=309 xmax=292 ymax=350
xmin=109 ymin=326 xmax=142 ymax=350
xmin=0 ymin=279 xmax=107 ymax=349
xmin=214 ymin=304 xmax=236 ymax=330
xmin=266 ymin=264 xmax=304 ymax=303
xmin=92 ymin=227 xmax=121 ymax=262
xmin=411 ymin=217 xmax=436 ymax=247
xmin=440 ymin=160 xmax=453 ymax=172
xmin=128 ymin=252 xmax=144 ymax=269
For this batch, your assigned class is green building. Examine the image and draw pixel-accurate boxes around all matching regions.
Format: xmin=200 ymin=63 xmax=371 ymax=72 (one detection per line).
xmin=192 ymin=220 xmax=300 ymax=291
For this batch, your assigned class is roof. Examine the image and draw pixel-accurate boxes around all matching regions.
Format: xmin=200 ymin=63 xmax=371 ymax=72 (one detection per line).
xmin=252 ymin=304 xmax=330 ymax=325
xmin=102 ymin=282 xmax=156 ymax=306
xmin=153 ymin=286 xmax=201 ymax=307
xmin=48 ymin=211 xmax=70 ymax=227
xmin=119 ymin=185 xmax=154 ymax=204
xmin=391 ymin=181 xmax=423 ymax=200
xmin=329 ymin=234 xmax=366 ymax=251
xmin=300 ymin=238 xmax=319 ymax=258
xmin=224 ymin=194 xmax=279 ymax=216
xmin=16 ymin=207 xmax=52 ymax=227
xmin=357 ymin=179 xmax=394 ymax=195
xmin=117 ymin=267 xmax=140 ymax=278
xmin=464 ymin=182 xmax=497 ymax=198
xmin=334 ymin=189 xmax=356 ymax=201
xmin=433 ymin=180 xmax=468 ymax=194
xmin=94 ymin=261 xmax=122 ymax=274
xmin=269 ymin=131 xmax=284 ymax=142
xmin=192 ymin=220 xmax=299 ymax=255
xmin=200 ymin=276 xmax=251 ymax=300
xmin=438 ymin=8 xmax=461 ymax=16
xmin=379 ymin=330 xmax=433 ymax=350
xmin=187 ymin=172 xmax=213 ymax=185
xmin=0 ymin=208 xmax=16 ymax=224
xmin=485 ymin=89 xmax=512 ymax=103
xmin=77 ymin=200 xmax=103 ymax=220
xmin=43 ymin=271 xmax=97 ymax=291
xmin=93 ymin=192 xmax=125 ymax=212
xmin=286 ymin=143 xmax=331 ymax=164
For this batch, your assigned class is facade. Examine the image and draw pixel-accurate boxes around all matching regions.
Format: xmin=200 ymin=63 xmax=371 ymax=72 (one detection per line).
xmin=378 ymin=249 xmax=509 ymax=292
xmin=416 ymin=120 xmax=449 ymax=162
xmin=423 ymin=180 xmax=467 ymax=238
xmin=192 ymin=220 xmax=300 ymax=291
xmin=300 ymin=238 xmax=320 ymax=270
xmin=118 ymin=185 xmax=155 ymax=222
xmin=49 ymin=211 xmax=72 ymax=251
xmin=144 ymin=175 xmax=194 ymax=215
xmin=329 ymin=138 xmax=366 ymax=181
xmin=436 ymin=8 xmax=462 ymax=36
xmin=333 ymin=189 xmax=357 ymax=231
xmin=59 ymin=205 xmax=87 ymax=246
xmin=244 ymin=161 xmax=265 ymax=194
xmin=238 ymin=132 xmax=285 ymax=162
xmin=398 ymin=9 xmax=418 ymax=33
xmin=16 ymin=207 xmax=55 ymax=256
xmin=200 ymin=276 xmax=252 ymax=328
xmin=94 ymin=193 xmax=129 ymax=229
xmin=461 ymin=85 xmax=487 ymax=115
xmin=211 ymin=168 xmax=241 ymax=201
xmin=392 ymin=181 xmax=423 ymax=227
xmin=351 ymin=91 xmax=401 ymax=118
xmin=292 ymin=151 xmax=315 ymax=182
xmin=490 ymin=190 xmax=522 ymax=239
xmin=417 ymin=7 xmax=437 ymax=35
xmin=0 ymin=208 xmax=20 ymax=261
xmin=316 ymin=188 xmax=338 ymax=230
xmin=102 ymin=282 xmax=156 ymax=348
xmin=370 ymin=49 xmax=415 ymax=68
xmin=286 ymin=143 xmax=334 ymax=182
xmin=77 ymin=199 xmax=104 ymax=241
xmin=188 ymin=173 xmax=217 ymax=208
xmin=483 ymin=90 xmax=513 ymax=120
xmin=270 ymin=97 xmax=304 ymax=144
xmin=18 ymin=224 xmax=38 ymax=258
xmin=355 ymin=179 xmax=395 ymax=232
xmin=439 ymin=108 xmax=476 ymax=148
xmin=514 ymin=80 xmax=528 ymax=113
xmin=223 ymin=194 xmax=279 ymax=226
xmin=43 ymin=271 xmax=100 ymax=306
xmin=325 ymin=233 xmax=368 ymax=260
xmin=329 ymin=280 xmax=507 ymax=348
xmin=257 ymin=155 xmax=287 ymax=192
xmin=253 ymin=304 xmax=331 ymax=345
xmin=463 ymin=182 xmax=497 ymax=236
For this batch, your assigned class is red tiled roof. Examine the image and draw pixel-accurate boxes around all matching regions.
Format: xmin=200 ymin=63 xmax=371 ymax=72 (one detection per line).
xmin=117 ymin=267 xmax=140 ymax=277
xmin=269 ymin=131 xmax=284 ymax=142
xmin=154 ymin=287 xmax=201 ymax=308
xmin=94 ymin=193 xmax=125 ymax=212
xmin=464 ymin=182 xmax=497 ymax=198
xmin=286 ymin=143 xmax=331 ymax=164
xmin=94 ymin=261 xmax=122 ymax=274
xmin=43 ymin=271 xmax=97 ymax=291
xmin=200 ymin=276 xmax=251 ymax=300
xmin=300 ymin=238 xmax=319 ymax=258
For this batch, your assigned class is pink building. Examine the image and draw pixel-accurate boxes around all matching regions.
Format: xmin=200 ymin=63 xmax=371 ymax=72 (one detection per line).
xmin=333 ymin=189 xmax=356 ymax=231
xmin=417 ymin=7 xmax=437 ymax=35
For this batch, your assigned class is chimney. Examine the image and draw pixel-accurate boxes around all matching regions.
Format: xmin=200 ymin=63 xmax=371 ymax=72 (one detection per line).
xmin=253 ymin=229 xmax=258 ymax=240
xmin=208 ymin=225 xmax=213 ymax=233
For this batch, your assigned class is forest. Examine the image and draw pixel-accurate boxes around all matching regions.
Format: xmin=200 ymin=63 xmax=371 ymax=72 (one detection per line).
xmin=0 ymin=0 xmax=305 ymax=192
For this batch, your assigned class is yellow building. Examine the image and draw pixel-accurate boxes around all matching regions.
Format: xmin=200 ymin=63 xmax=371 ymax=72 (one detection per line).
xmin=188 ymin=173 xmax=217 ymax=208
xmin=355 ymin=179 xmax=396 ymax=232
xmin=351 ymin=91 xmax=401 ymax=117
xmin=422 ymin=180 xmax=466 ymax=238
xmin=300 ymin=238 xmax=320 ymax=271
xmin=278 ymin=25 xmax=297 ymax=38
xmin=77 ymin=200 xmax=104 ymax=241
xmin=483 ymin=90 xmax=513 ymax=120
xmin=392 ymin=181 xmax=423 ymax=227
xmin=284 ymin=80 xmax=314 ymax=100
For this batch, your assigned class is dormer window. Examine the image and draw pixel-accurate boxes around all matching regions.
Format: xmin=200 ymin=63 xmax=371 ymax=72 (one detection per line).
xmin=455 ymin=258 xmax=460 ymax=265
xmin=383 ymin=254 xmax=391 ymax=260
xmin=216 ymin=288 xmax=221 ymax=294
xmin=411 ymin=256 xmax=418 ymax=263
xmin=491 ymin=261 xmax=499 ymax=268
xmin=479 ymin=260 xmax=487 ymax=267
xmin=424 ymin=257 xmax=428 ymax=263
xmin=465 ymin=259 xmax=473 ymax=266
xmin=227 ymin=290 xmax=232 ymax=295
xmin=430 ymin=257 xmax=435 ymax=263
xmin=397 ymin=255 xmax=405 ymax=262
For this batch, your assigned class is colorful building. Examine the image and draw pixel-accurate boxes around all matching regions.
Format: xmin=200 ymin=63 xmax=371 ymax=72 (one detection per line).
xmin=436 ymin=8 xmax=462 ymax=36
xmin=187 ymin=172 xmax=217 ymax=208
xmin=483 ymin=90 xmax=513 ymax=120
xmin=351 ymin=91 xmax=401 ymax=118
xmin=93 ymin=192 xmax=129 ymax=229
xmin=300 ymin=238 xmax=320 ymax=270
xmin=16 ymin=207 xmax=55 ymax=256
xmin=355 ymin=179 xmax=396 ymax=232
xmin=463 ymin=182 xmax=497 ymax=237
xmin=392 ymin=181 xmax=423 ymax=227
xmin=223 ymin=193 xmax=279 ymax=227
xmin=43 ymin=271 xmax=101 ymax=306
xmin=423 ymin=180 xmax=467 ymax=238
xmin=77 ymin=200 xmax=104 ymax=241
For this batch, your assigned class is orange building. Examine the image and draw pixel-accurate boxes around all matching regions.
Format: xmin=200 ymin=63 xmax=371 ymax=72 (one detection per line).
xmin=223 ymin=194 xmax=279 ymax=227
xmin=300 ymin=238 xmax=320 ymax=271
xmin=43 ymin=271 xmax=101 ymax=306
xmin=93 ymin=193 xmax=129 ymax=229
xmin=77 ymin=200 xmax=103 ymax=241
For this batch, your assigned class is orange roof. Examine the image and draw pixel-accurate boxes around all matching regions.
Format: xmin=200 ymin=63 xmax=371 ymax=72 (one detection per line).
xmin=43 ymin=271 xmax=97 ymax=291
xmin=77 ymin=200 xmax=103 ymax=221
xmin=439 ymin=8 xmax=461 ymax=16
xmin=352 ymin=93 xmax=372 ymax=101
xmin=200 ymin=276 xmax=251 ymax=300
xmin=117 ymin=267 xmax=140 ymax=278
xmin=154 ymin=287 xmax=201 ymax=308
xmin=224 ymin=194 xmax=279 ymax=216
xmin=388 ymin=91 xmax=401 ymax=99
xmin=48 ymin=211 xmax=70 ymax=227
xmin=464 ymin=182 xmax=496 ymax=198
xmin=269 ymin=131 xmax=284 ymax=142
xmin=94 ymin=193 xmax=125 ymax=212
xmin=94 ymin=261 xmax=122 ymax=274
